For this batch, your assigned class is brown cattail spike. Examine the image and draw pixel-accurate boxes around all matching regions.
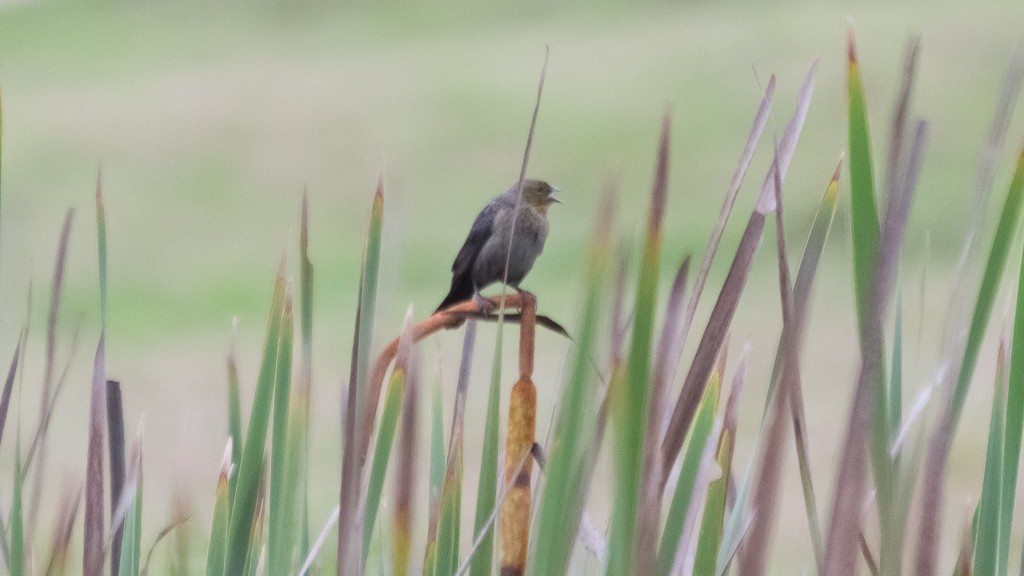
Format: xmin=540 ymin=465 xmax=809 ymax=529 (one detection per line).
xmin=500 ymin=377 xmax=536 ymax=576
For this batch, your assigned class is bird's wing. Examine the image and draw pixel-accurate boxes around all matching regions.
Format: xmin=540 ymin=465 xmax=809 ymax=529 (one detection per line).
xmin=451 ymin=201 xmax=500 ymax=278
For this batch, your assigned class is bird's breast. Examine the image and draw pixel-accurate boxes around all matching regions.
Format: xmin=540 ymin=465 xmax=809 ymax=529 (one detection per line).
xmin=471 ymin=207 xmax=549 ymax=287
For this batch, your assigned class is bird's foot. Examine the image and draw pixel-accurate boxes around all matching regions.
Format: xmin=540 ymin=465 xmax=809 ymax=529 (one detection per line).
xmin=471 ymin=293 xmax=487 ymax=311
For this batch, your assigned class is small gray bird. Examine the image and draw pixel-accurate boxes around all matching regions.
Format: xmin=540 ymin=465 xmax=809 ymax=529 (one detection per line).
xmin=436 ymin=179 xmax=560 ymax=312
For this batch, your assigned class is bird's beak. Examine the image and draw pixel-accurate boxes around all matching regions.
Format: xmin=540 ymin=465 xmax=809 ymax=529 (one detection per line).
xmin=548 ymin=186 xmax=563 ymax=204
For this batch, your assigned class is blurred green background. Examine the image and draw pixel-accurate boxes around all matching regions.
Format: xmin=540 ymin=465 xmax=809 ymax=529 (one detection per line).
xmin=2 ymin=0 xmax=1024 ymax=571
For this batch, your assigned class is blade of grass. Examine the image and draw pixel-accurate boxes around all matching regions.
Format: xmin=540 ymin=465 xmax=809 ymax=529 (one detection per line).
xmin=944 ymin=42 xmax=1024 ymax=362
xmin=225 ymin=263 xmax=287 ymax=575
xmin=3 ymin=509 xmax=14 ymax=568
xmin=284 ymin=395 xmax=309 ymax=574
xmin=916 ymin=145 xmax=1024 ymax=576
xmin=776 ymin=146 xmax=824 ymax=567
xmin=948 ymin=137 xmax=1024 ymax=427
xmin=393 ymin=325 xmax=420 ymax=576
xmin=983 ymin=147 xmax=1024 ymax=573
xmin=206 ymin=440 xmax=233 ymax=576
xmin=168 ymin=493 xmax=192 ymax=576
xmin=970 ymin=62 xmax=1024 ymax=573
xmin=656 ymin=371 xmax=721 ymax=576
xmin=107 ymin=380 xmax=126 ymax=575
xmin=242 ymin=471 xmax=267 ymax=576
xmin=825 ymin=117 xmax=927 ymax=576
xmin=44 ymin=481 xmax=83 ymax=576
xmin=737 ymin=145 xmax=804 ymax=576
xmin=637 ymin=255 xmax=690 ymax=572
xmin=468 ymin=319 xmax=503 ymax=576
xmin=28 ymin=208 xmax=74 ymax=532
xmin=611 ymin=238 xmax=630 ymax=366
xmin=140 ymin=515 xmax=191 ymax=576
xmin=297 ymin=186 xmax=314 ymax=566
xmin=423 ymin=374 xmax=447 ymax=576
xmin=107 ymin=435 xmax=141 ymax=564
xmin=670 ymin=416 xmax=724 ymax=576
xmin=24 ymin=319 xmax=82 ymax=476
xmin=889 ymin=390 xmax=929 ymax=576
xmin=723 ymin=161 xmax=840 ymax=576
xmin=693 ymin=355 xmax=746 ymax=575
xmin=911 ymin=47 xmax=1024 ymax=572
xmin=790 ymin=163 xmax=843 ymax=563
xmin=531 ymin=189 xmax=615 ymax=576
xmin=433 ymin=321 xmax=477 ymax=576
xmin=298 ymin=506 xmax=339 ymax=576
xmin=995 ymin=286 xmax=1024 ymax=575
xmin=841 ymin=37 xmax=895 ymax=549
xmin=2 ymin=482 xmax=8 ymax=566
xmin=717 ymin=496 xmax=754 ymax=575
xmin=363 ymin=307 xmax=415 ymax=562
xmin=677 ymin=76 xmax=775 ymax=384
xmin=435 ymin=446 xmax=464 ymax=576
xmin=10 ymin=433 xmax=24 ymax=576
xmin=764 ymin=160 xmax=843 ymax=404
xmin=267 ymin=291 xmax=296 ymax=574
xmin=0 ymin=338 xmax=22 ymax=452
xmin=890 ymin=297 xmax=903 ymax=451
xmin=83 ymin=334 xmax=107 ymax=576
xmin=118 ymin=447 xmax=143 ymax=576
xmin=662 ymin=64 xmax=816 ymax=479
xmin=974 ymin=339 xmax=1009 ymax=576
xmin=848 ymin=30 xmax=882 ymax=334
xmin=339 ymin=179 xmax=384 ymax=576
xmin=97 ymin=171 xmax=107 ymax=328
xmin=860 ymin=533 xmax=880 ymax=576
xmin=607 ymin=111 xmax=670 ymax=576
xmin=974 ymin=44 xmax=1024 ymax=219
xmin=227 ymin=321 xmax=243 ymax=500
xmin=769 ymin=161 xmax=843 ymax=569
xmin=957 ymin=518 xmax=974 ymax=576
xmin=89 ymin=171 xmax=110 ymax=574
xmin=874 ymin=40 xmax=920 ymax=576
xmin=653 ymin=256 xmax=691 ymax=421
xmin=915 ymin=400 xmax=954 ymax=576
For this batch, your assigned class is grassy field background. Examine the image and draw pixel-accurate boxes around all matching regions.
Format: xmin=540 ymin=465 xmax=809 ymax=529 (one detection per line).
xmin=2 ymin=0 xmax=1024 ymax=572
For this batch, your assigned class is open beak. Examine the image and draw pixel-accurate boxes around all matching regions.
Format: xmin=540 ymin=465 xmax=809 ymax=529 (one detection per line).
xmin=548 ymin=186 xmax=563 ymax=204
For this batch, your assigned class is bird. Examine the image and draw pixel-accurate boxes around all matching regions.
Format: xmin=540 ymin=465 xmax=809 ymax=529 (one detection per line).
xmin=435 ymin=179 xmax=560 ymax=313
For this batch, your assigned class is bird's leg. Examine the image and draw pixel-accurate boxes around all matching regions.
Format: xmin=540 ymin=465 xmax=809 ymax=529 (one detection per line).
xmin=472 ymin=289 xmax=489 ymax=313
xmin=512 ymin=286 xmax=535 ymax=311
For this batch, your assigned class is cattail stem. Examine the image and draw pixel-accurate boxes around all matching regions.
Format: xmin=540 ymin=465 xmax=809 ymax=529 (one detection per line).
xmin=518 ymin=293 xmax=536 ymax=378
xmin=361 ymin=294 xmax=534 ymax=468
xmin=499 ymin=294 xmax=537 ymax=576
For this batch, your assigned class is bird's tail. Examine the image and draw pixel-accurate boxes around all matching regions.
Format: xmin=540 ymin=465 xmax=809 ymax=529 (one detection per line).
xmin=435 ymin=274 xmax=475 ymax=313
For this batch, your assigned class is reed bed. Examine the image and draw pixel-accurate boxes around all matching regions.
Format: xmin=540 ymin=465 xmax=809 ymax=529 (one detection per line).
xmin=3 ymin=32 xmax=1024 ymax=576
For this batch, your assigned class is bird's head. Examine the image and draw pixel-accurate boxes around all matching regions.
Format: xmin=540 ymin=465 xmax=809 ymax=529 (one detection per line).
xmin=521 ymin=179 xmax=561 ymax=212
